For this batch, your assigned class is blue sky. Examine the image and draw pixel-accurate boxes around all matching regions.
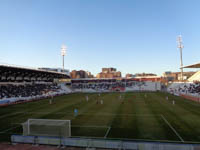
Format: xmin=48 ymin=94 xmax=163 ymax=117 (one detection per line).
xmin=0 ymin=0 xmax=200 ymax=76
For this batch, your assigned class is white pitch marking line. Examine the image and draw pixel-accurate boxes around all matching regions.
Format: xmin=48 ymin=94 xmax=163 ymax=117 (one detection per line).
xmin=72 ymin=125 xmax=108 ymax=128
xmin=161 ymin=114 xmax=184 ymax=142
xmin=104 ymin=126 xmax=111 ymax=138
xmin=0 ymin=125 xmax=20 ymax=134
xmin=0 ymin=112 xmax=24 ymax=119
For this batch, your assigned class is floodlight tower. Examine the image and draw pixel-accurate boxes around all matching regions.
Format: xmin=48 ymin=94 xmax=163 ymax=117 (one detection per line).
xmin=61 ymin=45 xmax=67 ymax=72
xmin=177 ymin=35 xmax=184 ymax=81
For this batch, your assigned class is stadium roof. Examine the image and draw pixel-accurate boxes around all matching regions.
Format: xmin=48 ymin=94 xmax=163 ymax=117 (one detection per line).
xmin=182 ymin=62 xmax=200 ymax=68
xmin=0 ymin=63 xmax=68 ymax=75
xmin=0 ymin=63 xmax=70 ymax=82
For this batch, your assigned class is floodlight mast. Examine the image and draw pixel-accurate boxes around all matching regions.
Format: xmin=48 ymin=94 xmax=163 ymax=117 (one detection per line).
xmin=61 ymin=45 xmax=67 ymax=72
xmin=177 ymin=35 xmax=184 ymax=81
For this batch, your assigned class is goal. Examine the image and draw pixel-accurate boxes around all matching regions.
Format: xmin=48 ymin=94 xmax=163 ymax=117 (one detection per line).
xmin=22 ymin=119 xmax=71 ymax=138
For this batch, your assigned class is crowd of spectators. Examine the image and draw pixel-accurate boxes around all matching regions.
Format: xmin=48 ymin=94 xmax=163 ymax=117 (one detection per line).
xmin=177 ymin=82 xmax=200 ymax=94
xmin=71 ymin=81 xmax=146 ymax=91
xmin=0 ymin=83 xmax=61 ymax=99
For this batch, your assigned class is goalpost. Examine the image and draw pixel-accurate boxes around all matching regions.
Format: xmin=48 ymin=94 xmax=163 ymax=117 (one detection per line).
xmin=22 ymin=119 xmax=71 ymax=138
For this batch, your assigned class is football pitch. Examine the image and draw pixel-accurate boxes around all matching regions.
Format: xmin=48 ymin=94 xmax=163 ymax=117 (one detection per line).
xmin=1 ymin=92 xmax=200 ymax=143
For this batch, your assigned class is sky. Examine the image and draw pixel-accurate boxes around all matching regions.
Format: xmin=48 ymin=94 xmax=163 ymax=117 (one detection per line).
xmin=0 ymin=0 xmax=200 ymax=76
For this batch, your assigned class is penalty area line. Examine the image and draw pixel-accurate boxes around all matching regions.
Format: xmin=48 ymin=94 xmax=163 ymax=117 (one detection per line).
xmin=0 ymin=112 xmax=24 ymax=119
xmin=161 ymin=114 xmax=184 ymax=142
xmin=104 ymin=126 xmax=111 ymax=138
xmin=0 ymin=125 xmax=21 ymax=134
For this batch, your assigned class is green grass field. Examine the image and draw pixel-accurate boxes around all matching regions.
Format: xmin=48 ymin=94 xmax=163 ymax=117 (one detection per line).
xmin=1 ymin=92 xmax=200 ymax=143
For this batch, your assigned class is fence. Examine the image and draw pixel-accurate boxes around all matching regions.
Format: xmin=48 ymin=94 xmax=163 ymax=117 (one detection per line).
xmin=11 ymin=135 xmax=198 ymax=150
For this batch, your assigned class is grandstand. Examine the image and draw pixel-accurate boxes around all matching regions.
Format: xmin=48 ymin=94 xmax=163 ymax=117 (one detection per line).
xmin=168 ymin=62 xmax=200 ymax=101
xmin=70 ymin=78 xmax=161 ymax=92
xmin=0 ymin=64 xmax=70 ymax=105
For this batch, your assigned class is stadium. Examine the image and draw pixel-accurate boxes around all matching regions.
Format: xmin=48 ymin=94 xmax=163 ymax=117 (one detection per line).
xmin=1 ymin=1 xmax=200 ymax=150
xmin=1 ymin=61 xmax=200 ymax=150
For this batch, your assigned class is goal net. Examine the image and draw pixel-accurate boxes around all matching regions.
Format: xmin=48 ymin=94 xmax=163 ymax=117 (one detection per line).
xmin=22 ymin=119 xmax=71 ymax=138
